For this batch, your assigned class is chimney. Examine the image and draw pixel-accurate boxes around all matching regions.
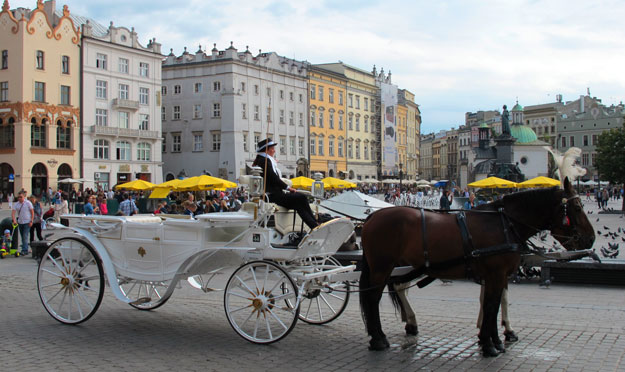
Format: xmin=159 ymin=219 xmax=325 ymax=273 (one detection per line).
xmin=580 ymin=95 xmax=585 ymax=113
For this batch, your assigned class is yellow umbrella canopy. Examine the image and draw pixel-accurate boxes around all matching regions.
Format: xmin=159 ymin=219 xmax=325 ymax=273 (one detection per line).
xmin=517 ymin=176 xmax=561 ymax=188
xmin=467 ymin=176 xmax=517 ymax=189
xmin=290 ymin=176 xmax=314 ymax=190
xmin=115 ymin=179 xmax=156 ymax=190
xmin=149 ymin=188 xmax=171 ymax=199
xmin=322 ymin=177 xmax=357 ymax=190
xmin=175 ymin=175 xmax=237 ymax=191
xmin=153 ymin=178 xmax=184 ymax=189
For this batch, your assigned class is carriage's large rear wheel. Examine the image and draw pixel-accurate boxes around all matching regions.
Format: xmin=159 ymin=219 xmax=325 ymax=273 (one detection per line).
xmin=118 ymin=277 xmax=172 ymax=310
xmin=224 ymin=260 xmax=299 ymax=344
xmin=286 ymin=256 xmax=350 ymax=325
xmin=37 ymin=238 xmax=104 ymax=324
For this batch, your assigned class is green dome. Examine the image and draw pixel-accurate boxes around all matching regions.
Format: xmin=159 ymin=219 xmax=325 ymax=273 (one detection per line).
xmin=510 ymin=124 xmax=537 ymax=143
xmin=511 ymin=103 xmax=523 ymax=112
xmin=479 ymin=122 xmax=489 ymax=128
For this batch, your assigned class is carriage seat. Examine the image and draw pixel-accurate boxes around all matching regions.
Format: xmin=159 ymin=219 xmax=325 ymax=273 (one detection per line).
xmin=123 ymin=215 xmax=162 ymax=223
xmin=196 ymin=212 xmax=254 ymax=223
xmin=273 ymin=204 xmax=310 ymax=236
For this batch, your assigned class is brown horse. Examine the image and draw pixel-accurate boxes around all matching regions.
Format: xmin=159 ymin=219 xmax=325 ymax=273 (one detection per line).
xmin=359 ymin=177 xmax=595 ymax=356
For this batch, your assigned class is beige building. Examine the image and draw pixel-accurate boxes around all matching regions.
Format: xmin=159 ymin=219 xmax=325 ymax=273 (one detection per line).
xmin=0 ymin=0 xmax=81 ymax=197
xmin=399 ymin=89 xmax=420 ymax=180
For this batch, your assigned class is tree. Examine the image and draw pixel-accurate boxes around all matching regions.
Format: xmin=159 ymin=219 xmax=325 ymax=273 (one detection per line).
xmin=595 ymin=122 xmax=625 ymax=212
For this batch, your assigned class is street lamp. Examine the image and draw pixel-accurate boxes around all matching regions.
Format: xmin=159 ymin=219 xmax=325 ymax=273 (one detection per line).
xmin=399 ymin=162 xmax=403 ymax=192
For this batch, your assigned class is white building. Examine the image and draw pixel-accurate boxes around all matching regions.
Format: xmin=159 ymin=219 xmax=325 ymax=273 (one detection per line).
xmin=161 ymin=44 xmax=309 ymax=181
xmin=81 ymin=20 xmax=163 ymax=190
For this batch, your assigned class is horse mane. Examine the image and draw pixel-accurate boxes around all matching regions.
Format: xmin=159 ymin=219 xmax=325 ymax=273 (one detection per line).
xmin=478 ymin=187 xmax=562 ymax=211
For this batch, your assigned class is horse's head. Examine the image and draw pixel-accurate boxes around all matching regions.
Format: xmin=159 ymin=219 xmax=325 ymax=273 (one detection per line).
xmin=550 ymin=177 xmax=595 ymax=251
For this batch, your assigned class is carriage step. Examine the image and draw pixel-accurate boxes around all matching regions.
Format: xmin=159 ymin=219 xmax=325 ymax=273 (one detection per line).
xmin=129 ymin=297 xmax=151 ymax=305
xmin=270 ymin=243 xmax=298 ymax=249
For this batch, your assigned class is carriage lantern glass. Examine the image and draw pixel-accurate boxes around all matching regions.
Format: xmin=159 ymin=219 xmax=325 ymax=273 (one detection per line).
xmin=312 ymin=172 xmax=325 ymax=199
xmin=249 ymin=166 xmax=263 ymax=197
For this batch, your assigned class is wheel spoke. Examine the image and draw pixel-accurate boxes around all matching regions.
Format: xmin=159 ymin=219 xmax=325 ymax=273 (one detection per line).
xmin=234 ymin=275 xmax=256 ymax=295
xmin=73 ymin=292 xmax=84 ymax=320
xmin=264 ymin=312 xmax=273 ymax=340
xmin=46 ymin=285 xmax=65 ymax=302
xmin=315 ymin=296 xmax=323 ymax=321
xmin=266 ymin=307 xmax=288 ymax=331
xmin=249 ymin=265 xmax=260 ymax=293
xmin=41 ymin=268 xmax=63 ymax=278
xmin=318 ymin=293 xmax=337 ymax=315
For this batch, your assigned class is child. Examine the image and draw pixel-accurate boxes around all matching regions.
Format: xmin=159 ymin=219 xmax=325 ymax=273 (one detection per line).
xmin=1 ymin=229 xmax=11 ymax=257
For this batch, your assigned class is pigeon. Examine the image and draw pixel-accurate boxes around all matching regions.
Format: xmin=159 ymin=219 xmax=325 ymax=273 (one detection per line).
xmin=604 ymin=226 xmax=610 ymax=230
xmin=589 ymin=249 xmax=602 ymax=263
xmin=618 ymin=227 xmax=622 ymax=233
xmin=622 ymin=237 xmax=625 ymax=242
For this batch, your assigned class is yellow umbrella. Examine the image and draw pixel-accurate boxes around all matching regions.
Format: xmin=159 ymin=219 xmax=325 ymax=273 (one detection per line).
xmin=322 ymin=177 xmax=357 ymax=190
xmin=115 ymin=179 xmax=156 ymax=190
xmin=149 ymin=188 xmax=171 ymax=199
xmin=176 ymin=175 xmax=237 ymax=191
xmin=290 ymin=176 xmax=314 ymax=190
xmin=517 ymin=176 xmax=561 ymax=188
xmin=153 ymin=178 xmax=184 ymax=189
xmin=467 ymin=177 xmax=517 ymax=189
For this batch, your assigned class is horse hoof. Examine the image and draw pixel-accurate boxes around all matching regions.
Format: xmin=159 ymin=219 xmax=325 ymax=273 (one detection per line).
xmin=369 ymin=338 xmax=390 ymax=351
xmin=504 ymin=331 xmax=519 ymax=342
xmin=405 ymin=324 xmax=419 ymax=336
xmin=482 ymin=345 xmax=501 ymax=357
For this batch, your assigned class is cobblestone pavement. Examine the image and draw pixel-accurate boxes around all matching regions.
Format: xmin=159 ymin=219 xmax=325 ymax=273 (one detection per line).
xmin=0 ymin=197 xmax=623 ymax=371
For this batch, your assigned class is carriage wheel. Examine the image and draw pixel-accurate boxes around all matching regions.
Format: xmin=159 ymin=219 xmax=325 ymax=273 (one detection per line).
xmin=224 ymin=260 xmax=299 ymax=344
xmin=286 ymin=257 xmax=350 ymax=325
xmin=37 ymin=238 xmax=104 ymax=325
xmin=118 ymin=277 xmax=172 ymax=311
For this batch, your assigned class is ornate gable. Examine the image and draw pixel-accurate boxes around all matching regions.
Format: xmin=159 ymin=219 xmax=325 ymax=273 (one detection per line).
xmin=52 ymin=5 xmax=80 ymax=44
xmin=0 ymin=0 xmax=19 ymax=34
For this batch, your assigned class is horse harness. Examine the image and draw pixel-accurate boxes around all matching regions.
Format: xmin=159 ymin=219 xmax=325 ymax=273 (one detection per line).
xmin=419 ymin=207 xmax=522 ymax=283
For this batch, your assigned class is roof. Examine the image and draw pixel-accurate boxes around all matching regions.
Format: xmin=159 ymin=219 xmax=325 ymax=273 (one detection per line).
xmin=511 ymin=103 xmax=523 ymax=112
xmin=510 ymin=124 xmax=538 ymax=144
xmin=54 ymin=9 xmax=108 ymax=36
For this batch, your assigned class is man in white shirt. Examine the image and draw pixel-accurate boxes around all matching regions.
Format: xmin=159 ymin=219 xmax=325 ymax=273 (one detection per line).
xmin=11 ymin=191 xmax=34 ymax=256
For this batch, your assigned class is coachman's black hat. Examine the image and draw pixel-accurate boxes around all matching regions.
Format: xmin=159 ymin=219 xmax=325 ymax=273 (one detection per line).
xmin=256 ymin=138 xmax=277 ymax=152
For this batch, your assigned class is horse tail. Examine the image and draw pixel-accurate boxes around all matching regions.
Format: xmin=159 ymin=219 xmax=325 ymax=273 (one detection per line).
xmin=359 ymin=251 xmax=371 ymax=333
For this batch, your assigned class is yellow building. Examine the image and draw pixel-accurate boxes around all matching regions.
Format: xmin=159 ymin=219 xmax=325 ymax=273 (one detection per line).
xmin=0 ymin=0 xmax=81 ymax=197
xmin=308 ymin=66 xmax=347 ymax=177
xmin=400 ymin=89 xmax=420 ymax=180
xmin=396 ymin=102 xmax=407 ymax=178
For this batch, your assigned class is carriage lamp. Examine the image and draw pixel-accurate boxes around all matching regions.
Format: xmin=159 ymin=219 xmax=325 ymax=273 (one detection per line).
xmin=249 ymin=166 xmax=264 ymax=197
xmin=312 ymin=172 xmax=325 ymax=199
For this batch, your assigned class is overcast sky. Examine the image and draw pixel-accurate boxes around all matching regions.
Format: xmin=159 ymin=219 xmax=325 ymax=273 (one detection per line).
xmin=13 ymin=0 xmax=625 ymax=133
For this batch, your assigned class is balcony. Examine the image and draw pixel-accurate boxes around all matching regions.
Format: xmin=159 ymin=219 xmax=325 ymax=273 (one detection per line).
xmin=112 ymin=98 xmax=140 ymax=111
xmin=90 ymin=125 xmax=160 ymax=139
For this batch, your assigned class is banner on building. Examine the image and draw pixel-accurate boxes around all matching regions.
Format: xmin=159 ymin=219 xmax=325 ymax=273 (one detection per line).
xmin=381 ymin=82 xmax=398 ymax=175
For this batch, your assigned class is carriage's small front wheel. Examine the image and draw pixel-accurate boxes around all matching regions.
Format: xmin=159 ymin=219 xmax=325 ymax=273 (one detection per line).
xmin=224 ymin=260 xmax=299 ymax=344
xmin=118 ymin=277 xmax=172 ymax=311
xmin=37 ymin=238 xmax=104 ymax=324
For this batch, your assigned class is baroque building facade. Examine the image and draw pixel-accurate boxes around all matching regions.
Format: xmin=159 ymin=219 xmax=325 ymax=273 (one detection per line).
xmin=161 ymin=44 xmax=309 ymax=181
xmin=0 ymin=0 xmax=80 ymax=197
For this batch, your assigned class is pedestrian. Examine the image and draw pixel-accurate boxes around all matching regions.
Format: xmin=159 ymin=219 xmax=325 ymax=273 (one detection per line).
xmin=439 ymin=190 xmax=451 ymax=210
xmin=97 ymin=195 xmax=108 ymax=215
xmin=11 ymin=191 xmax=34 ymax=256
xmin=119 ymin=193 xmax=138 ymax=216
xmin=8 ymin=192 xmax=14 ymax=210
xmin=29 ymin=195 xmax=44 ymax=242
xmin=464 ymin=192 xmax=476 ymax=210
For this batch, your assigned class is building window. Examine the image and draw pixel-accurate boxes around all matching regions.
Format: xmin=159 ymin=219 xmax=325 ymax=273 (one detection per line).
xmin=364 ymin=97 xmax=368 ymax=111
xmin=298 ymin=138 xmax=304 ymax=156
xmin=118 ymin=112 xmax=129 ymax=128
xmin=161 ymin=86 xmax=167 ymax=95
xmin=96 ymin=53 xmax=107 ymax=70
xmin=243 ymin=133 xmax=248 ymax=152
xmin=194 ymin=104 xmax=202 ymax=119
xmin=364 ymin=117 xmax=368 ymax=132
xmin=254 ymin=105 xmax=259 ymax=120
xmin=174 ymin=85 xmax=181 ymax=94
xmin=583 ymin=135 xmax=589 ymax=146
xmin=61 ymin=56 xmax=70 ymax=74
xmin=96 ymin=109 xmax=108 ymax=126
xmin=172 ymin=133 xmax=181 ymax=152
xmin=591 ymin=152 xmax=596 ymax=166
xmin=355 ymin=142 xmax=360 ymax=159
xmin=364 ymin=143 xmax=369 ymax=160
xmin=280 ymin=90 xmax=284 ymax=100
xmin=280 ymin=109 xmax=285 ymax=124
xmin=329 ymin=138 xmax=334 ymax=156
xmin=289 ymin=91 xmax=294 ymax=101
xmin=569 ymin=136 xmax=575 ymax=147
xmin=299 ymin=93 xmax=303 ymax=103
xmin=561 ymin=136 xmax=566 ymax=148
xmin=348 ymin=116 xmax=353 ymax=130
xmin=592 ymin=134 xmax=598 ymax=145
xmin=581 ymin=152 xmax=589 ymax=166
xmin=254 ymin=85 xmax=259 ymax=95
xmin=213 ymin=81 xmax=221 ymax=91
xmin=348 ymin=142 xmax=353 ymax=158
xmin=96 ymin=80 xmax=107 ymax=99
xmin=241 ymin=103 xmax=247 ymax=119
xmin=318 ymin=137 xmax=324 ymax=156
xmin=118 ymin=84 xmax=129 ymax=99
xmin=56 ymin=120 xmax=71 ymax=149
xmin=139 ymin=87 xmax=149 ymax=105
xmin=213 ymin=103 xmax=221 ymax=118
xmin=290 ymin=136 xmax=295 ymax=155
xmin=338 ymin=92 xmax=343 ymax=105
xmin=338 ymin=139 xmax=344 ymax=157
xmin=338 ymin=115 xmax=343 ymax=130
xmin=355 ymin=95 xmax=360 ymax=109
xmin=162 ymin=135 xmax=166 ymax=153
xmin=289 ymin=111 xmax=294 ymax=125
xmin=36 ymin=50 xmax=44 ymax=69
xmin=355 ymin=117 xmax=360 ymax=131
xmin=161 ymin=106 xmax=166 ymax=121
xmin=1 ymin=50 xmax=7 ymax=69
xmin=212 ymin=133 xmax=221 ymax=151
xmin=194 ymin=82 xmax=203 ymax=93
xmin=329 ymin=89 xmax=334 ymax=103
xmin=34 ymin=81 xmax=45 ymax=102
xmin=280 ymin=136 xmax=286 ymax=155
xmin=266 ymin=87 xmax=271 ymax=97
xmin=0 ymin=81 xmax=8 ymax=101
xmin=266 ymin=107 xmax=272 ymax=122
xmin=310 ymin=84 xmax=316 ymax=100
xmin=31 ymin=118 xmax=46 ymax=147
xmin=137 ymin=142 xmax=151 ymax=161
xmin=116 ymin=140 xmax=131 ymax=160
xmin=254 ymin=133 xmax=261 ymax=148
xmin=173 ymin=106 xmax=181 ymax=120
xmin=94 ymin=139 xmax=109 ymax=159
xmin=2 ymin=118 xmax=15 ymax=148
xmin=240 ymin=82 xmax=246 ymax=92
xmin=310 ymin=111 xmax=315 ymax=127
xmin=318 ymin=86 xmax=324 ymax=101
xmin=139 ymin=114 xmax=149 ymax=130
xmin=318 ymin=111 xmax=324 ymax=128
xmin=193 ymin=133 xmax=203 ymax=152
xmin=299 ymin=113 xmax=303 ymax=126
xmin=329 ymin=112 xmax=334 ymax=129
xmin=119 ymin=58 xmax=129 ymax=73
xmin=310 ymin=137 xmax=316 ymax=155
xmin=348 ymin=94 xmax=353 ymax=107
xmin=139 ymin=62 xmax=149 ymax=77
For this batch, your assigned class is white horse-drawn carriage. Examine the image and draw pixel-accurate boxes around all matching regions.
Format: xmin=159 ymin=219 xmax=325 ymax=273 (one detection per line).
xmin=37 ymin=171 xmax=356 ymax=344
